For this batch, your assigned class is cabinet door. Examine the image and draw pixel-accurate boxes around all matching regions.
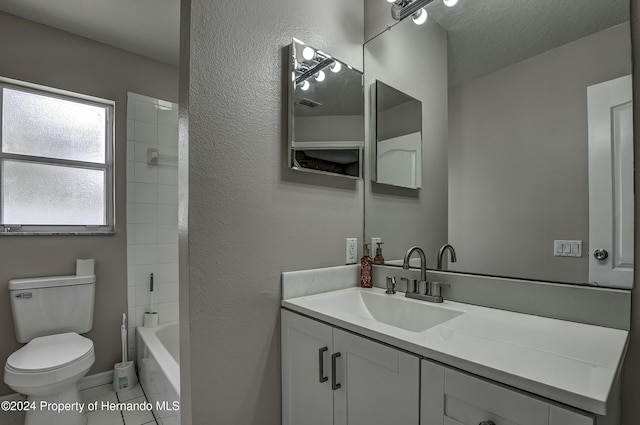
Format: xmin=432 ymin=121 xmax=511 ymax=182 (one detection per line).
xmin=549 ymin=405 xmax=594 ymax=425
xmin=282 ymin=310 xmax=334 ymax=425
xmin=333 ymin=328 xmax=419 ymax=425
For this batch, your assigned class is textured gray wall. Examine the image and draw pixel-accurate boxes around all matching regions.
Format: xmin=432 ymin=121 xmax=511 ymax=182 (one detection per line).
xmin=448 ymin=24 xmax=630 ymax=284
xmin=185 ymin=1 xmax=363 ymax=423
xmin=0 ymin=12 xmax=178 ymax=396
xmin=364 ymin=17 xmax=449 ymax=265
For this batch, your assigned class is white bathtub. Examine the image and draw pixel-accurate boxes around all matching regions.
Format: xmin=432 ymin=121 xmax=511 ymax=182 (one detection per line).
xmin=137 ymin=322 xmax=180 ymax=425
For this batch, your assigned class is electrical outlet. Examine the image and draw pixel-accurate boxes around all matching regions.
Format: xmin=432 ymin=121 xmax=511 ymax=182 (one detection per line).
xmin=371 ymin=237 xmax=382 ymax=254
xmin=346 ymin=238 xmax=358 ymax=264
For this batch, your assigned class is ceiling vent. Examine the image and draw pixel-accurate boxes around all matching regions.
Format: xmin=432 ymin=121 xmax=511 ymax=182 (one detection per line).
xmin=298 ymin=98 xmax=322 ymax=108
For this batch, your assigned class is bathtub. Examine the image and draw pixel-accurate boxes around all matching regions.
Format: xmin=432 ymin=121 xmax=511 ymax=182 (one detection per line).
xmin=137 ymin=322 xmax=180 ymax=425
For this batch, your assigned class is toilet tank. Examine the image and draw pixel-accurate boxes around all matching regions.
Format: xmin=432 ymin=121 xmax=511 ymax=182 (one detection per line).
xmin=9 ymin=275 xmax=96 ymax=343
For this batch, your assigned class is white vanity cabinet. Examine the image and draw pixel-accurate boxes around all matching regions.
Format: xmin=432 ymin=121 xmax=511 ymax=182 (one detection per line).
xmin=421 ymin=360 xmax=595 ymax=425
xmin=282 ymin=309 xmax=420 ymax=425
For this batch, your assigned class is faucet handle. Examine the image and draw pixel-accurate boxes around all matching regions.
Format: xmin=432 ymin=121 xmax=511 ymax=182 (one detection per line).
xmin=385 ymin=276 xmax=396 ymax=294
xmin=400 ymin=277 xmax=417 ymax=293
xmin=429 ymin=282 xmax=450 ymax=297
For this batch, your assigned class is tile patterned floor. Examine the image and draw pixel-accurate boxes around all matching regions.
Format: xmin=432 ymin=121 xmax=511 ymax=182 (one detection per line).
xmin=1 ymin=384 xmax=157 ymax=425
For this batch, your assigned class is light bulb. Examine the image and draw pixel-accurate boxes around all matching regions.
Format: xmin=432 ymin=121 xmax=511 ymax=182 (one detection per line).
xmin=386 ymin=0 xmax=395 ymax=3
xmin=315 ymin=71 xmax=326 ymax=82
xmin=330 ymin=61 xmax=342 ymax=73
xmin=302 ymin=46 xmax=315 ymax=61
xmin=300 ymin=80 xmax=310 ymax=91
xmin=292 ymin=71 xmax=296 ymax=82
xmin=443 ymin=0 xmax=458 ymax=6
xmin=412 ymin=8 xmax=427 ymax=25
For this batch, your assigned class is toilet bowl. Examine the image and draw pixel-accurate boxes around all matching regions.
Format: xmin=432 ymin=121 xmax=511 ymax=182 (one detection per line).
xmin=4 ymin=333 xmax=95 ymax=425
xmin=3 ymin=265 xmax=97 ymax=425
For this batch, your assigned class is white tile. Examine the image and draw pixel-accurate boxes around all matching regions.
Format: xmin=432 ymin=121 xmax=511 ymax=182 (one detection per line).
xmin=157 ymin=204 xmax=178 ymax=225
xmin=156 ymin=263 xmax=178 ymax=284
xmin=127 ymin=266 xmax=136 ymax=286
xmin=116 ymin=384 xmax=144 ymax=403
xmin=127 ymin=326 xmax=136 ymax=349
xmin=133 ymin=204 xmax=157 ymax=224
xmin=127 ymin=161 xmax=135 ymax=183
xmin=127 ymin=287 xmax=135 ymax=309
xmin=157 ymin=244 xmax=178 ymax=264
xmin=127 ymin=223 xmax=135 ymax=245
xmin=157 ymin=166 xmax=178 ymax=186
xmin=133 ymin=182 xmax=158 ymax=204
xmin=135 ymin=305 xmax=148 ymax=327
xmin=86 ymin=408 xmax=124 ymax=425
xmin=127 ymin=119 xmax=134 ymax=138
xmin=80 ymin=384 xmax=118 ymax=404
xmin=134 ymin=142 xmax=160 ymax=164
xmin=128 ymin=307 xmax=136 ymax=326
xmin=157 ymin=185 xmax=178 ymax=205
xmin=158 ymin=124 xmax=178 ymax=147
xmin=1 ymin=409 xmax=25 ymax=425
xmin=128 ymin=348 xmax=136 ymax=364
xmin=127 ymin=139 xmax=135 ymax=162
xmin=158 ymin=106 xmax=178 ymax=127
xmin=157 ymin=283 xmax=179 ymax=303
xmin=133 ymin=245 xmax=158 ymax=265
xmin=134 ymin=224 xmax=158 ymax=245
xmin=121 ymin=396 xmax=155 ymax=425
xmin=135 ymin=285 xmax=152 ymax=308
xmin=127 ymin=249 xmax=135 ymax=267
xmin=127 ymin=205 xmax=134 ymax=224
xmin=134 ymin=162 xmax=158 ymax=185
xmin=134 ymin=100 xmax=158 ymax=124
xmin=134 ymin=264 xmax=157 ymax=286
xmin=158 ymin=302 xmax=179 ymax=323
xmin=134 ymin=121 xmax=158 ymax=144
xmin=157 ymin=224 xmax=178 ymax=244
xmin=127 ymin=182 xmax=135 ymax=204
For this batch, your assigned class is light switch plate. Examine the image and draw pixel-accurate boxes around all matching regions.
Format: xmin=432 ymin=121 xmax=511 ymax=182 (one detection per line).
xmin=346 ymin=238 xmax=358 ymax=264
xmin=554 ymin=240 xmax=582 ymax=257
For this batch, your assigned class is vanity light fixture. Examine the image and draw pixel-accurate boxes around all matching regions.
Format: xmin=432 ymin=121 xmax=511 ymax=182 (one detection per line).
xmin=294 ymin=46 xmax=336 ymax=91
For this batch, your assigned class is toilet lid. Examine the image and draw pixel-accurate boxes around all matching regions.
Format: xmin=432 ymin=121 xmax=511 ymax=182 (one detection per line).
xmin=7 ymin=332 xmax=93 ymax=372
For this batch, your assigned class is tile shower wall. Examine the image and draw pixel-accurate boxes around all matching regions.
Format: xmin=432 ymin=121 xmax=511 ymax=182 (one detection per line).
xmin=126 ymin=92 xmax=179 ymax=360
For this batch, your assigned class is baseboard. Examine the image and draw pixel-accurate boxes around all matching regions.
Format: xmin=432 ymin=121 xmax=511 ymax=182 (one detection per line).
xmin=77 ymin=370 xmax=113 ymax=390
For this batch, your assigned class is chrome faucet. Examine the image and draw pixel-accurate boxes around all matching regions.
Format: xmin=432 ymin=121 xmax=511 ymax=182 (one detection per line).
xmin=402 ymin=246 xmax=449 ymax=303
xmin=437 ymin=244 xmax=457 ymax=270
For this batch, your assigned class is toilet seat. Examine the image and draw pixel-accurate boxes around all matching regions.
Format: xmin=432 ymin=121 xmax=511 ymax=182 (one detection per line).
xmin=4 ymin=332 xmax=95 ymax=391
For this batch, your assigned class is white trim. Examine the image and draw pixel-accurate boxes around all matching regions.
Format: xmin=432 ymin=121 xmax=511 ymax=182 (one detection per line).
xmin=77 ymin=370 xmax=114 ymax=391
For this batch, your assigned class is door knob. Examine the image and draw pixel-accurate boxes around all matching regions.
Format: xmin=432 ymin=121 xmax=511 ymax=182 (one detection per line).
xmin=594 ymin=249 xmax=609 ymax=261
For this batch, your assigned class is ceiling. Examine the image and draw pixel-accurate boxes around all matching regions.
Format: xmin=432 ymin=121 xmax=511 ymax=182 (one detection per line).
xmin=0 ymin=0 xmax=180 ymax=66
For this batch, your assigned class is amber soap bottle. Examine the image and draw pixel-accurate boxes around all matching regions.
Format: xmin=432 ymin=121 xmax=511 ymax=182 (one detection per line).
xmin=360 ymin=243 xmax=373 ymax=288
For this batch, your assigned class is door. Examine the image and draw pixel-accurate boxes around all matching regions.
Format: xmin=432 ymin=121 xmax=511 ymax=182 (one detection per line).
xmin=587 ymin=75 xmax=633 ymax=288
xmin=376 ymin=132 xmax=422 ymax=189
xmin=333 ymin=328 xmax=419 ymax=425
xmin=281 ymin=309 xmax=334 ymax=425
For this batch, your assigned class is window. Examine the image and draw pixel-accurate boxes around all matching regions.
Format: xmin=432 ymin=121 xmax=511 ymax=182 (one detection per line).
xmin=0 ymin=78 xmax=114 ymax=233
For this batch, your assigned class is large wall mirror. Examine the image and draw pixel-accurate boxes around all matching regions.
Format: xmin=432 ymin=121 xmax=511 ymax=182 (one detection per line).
xmin=364 ymin=0 xmax=633 ymax=288
xmin=288 ymin=38 xmax=364 ymax=179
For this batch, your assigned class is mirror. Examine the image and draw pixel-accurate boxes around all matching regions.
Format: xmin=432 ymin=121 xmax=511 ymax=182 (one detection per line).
xmin=288 ymin=38 xmax=364 ymax=179
xmin=373 ymin=80 xmax=422 ymax=189
xmin=364 ymin=0 xmax=633 ymax=288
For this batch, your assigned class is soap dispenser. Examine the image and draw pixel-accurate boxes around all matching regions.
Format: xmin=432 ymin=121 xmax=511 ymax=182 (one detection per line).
xmin=360 ymin=243 xmax=373 ymax=288
xmin=373 ymin=242 xmax=385 ymax=265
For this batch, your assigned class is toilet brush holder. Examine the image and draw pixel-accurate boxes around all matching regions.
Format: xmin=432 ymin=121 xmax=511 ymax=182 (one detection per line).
xmin=143 ymin=312 xmax=158 ymax=327
xmin=113 ymin=361 xmax=137 ymax=393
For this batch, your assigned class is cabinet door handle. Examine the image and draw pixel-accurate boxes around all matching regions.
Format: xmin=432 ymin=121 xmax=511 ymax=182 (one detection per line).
xmin=479 ymin=421 xmax=496 ymax=425
xmin=318 ymin=347 xmax=328 ymax=383
xmin=331 ymin=352 xmax=342 ymax=390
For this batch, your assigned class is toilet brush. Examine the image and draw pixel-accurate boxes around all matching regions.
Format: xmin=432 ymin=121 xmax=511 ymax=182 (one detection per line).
xmin=113 ymin=313 xmax=137 ymax=392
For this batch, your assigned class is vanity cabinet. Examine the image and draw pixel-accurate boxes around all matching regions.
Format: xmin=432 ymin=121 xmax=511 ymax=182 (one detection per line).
xmin=281 ymin=309 xmax=419 ymax=425
xmin=421 ymin=360 xmax=594 ymax=425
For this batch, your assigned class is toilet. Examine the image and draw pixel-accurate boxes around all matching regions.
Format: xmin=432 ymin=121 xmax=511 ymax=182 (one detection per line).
xmin=4 ymin=269 xmax=96 ymax=425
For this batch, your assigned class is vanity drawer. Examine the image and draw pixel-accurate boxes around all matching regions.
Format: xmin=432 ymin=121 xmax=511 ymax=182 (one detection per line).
xmin=441 ymin=369 xmax=594 ymax=425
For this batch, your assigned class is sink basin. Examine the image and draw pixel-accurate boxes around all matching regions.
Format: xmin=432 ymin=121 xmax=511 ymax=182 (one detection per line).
xmin=295 ymin=288 xmax=464 ymax=333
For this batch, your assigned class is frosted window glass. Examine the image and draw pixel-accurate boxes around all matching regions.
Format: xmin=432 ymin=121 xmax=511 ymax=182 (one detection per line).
xmin=2 ymin=88 xmax=106 ymax=163
xmin=3 ymin=161 xmax=105 ymax=225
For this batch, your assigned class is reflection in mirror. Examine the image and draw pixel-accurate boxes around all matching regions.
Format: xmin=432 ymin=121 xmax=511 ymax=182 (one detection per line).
xmin=364 ymin=0 xmax=633 ymax=288
xmin=373 ymin=80 xmax=422 ymax=189
xmin=288 ymin=39 xmax=364 ymax=179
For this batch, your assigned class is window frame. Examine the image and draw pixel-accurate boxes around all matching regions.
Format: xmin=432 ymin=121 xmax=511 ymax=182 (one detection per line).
xmin=0 ymin=77 xmax=115 ymax=235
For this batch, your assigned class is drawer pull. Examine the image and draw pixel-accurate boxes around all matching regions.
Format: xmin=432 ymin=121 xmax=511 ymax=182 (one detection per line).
xmin=331 ymin=352 xmax=342 ymax=390
xmin=318 ymin=347 xmax=328 ymax=383
xmin=479 ymin=421 xmax=496 ymax=425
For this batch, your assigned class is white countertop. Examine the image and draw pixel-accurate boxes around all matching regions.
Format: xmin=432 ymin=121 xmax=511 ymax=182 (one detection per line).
xmin=281 ymin=287 xmax=628 ymax=415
